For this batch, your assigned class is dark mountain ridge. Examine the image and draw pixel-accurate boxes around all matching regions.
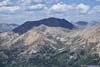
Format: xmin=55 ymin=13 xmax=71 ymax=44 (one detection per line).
xmin=13 ymin=17 xmax=75 ymax=35
xmin=76 ymin=21 xmax=88 ymax=26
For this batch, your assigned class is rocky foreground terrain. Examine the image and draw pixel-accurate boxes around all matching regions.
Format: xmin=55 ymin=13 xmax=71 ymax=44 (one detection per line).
xmin=0 ymin=18 xmax=100 ymax=67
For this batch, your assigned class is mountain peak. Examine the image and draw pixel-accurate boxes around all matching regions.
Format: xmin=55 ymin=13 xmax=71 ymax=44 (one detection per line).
xmin=13 ymin=17 xmax=75 ymax=35
xmin=45 ymin=17 xmax=59 ymax=20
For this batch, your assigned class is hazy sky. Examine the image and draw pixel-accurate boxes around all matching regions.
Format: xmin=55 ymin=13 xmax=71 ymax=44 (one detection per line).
xmin=0 ymin=0 xmax=100 ymax=24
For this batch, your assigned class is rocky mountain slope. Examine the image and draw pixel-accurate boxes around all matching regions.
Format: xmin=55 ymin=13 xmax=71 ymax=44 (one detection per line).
xmin=0 ymin=18 xmax=100 ymax=67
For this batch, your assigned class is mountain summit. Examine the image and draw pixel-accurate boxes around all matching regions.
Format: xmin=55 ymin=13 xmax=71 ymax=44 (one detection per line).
xmin=13 ymin=17 xmax=75 ymax=34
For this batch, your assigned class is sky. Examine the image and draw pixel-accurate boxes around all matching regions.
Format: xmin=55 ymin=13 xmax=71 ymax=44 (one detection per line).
xmin=0 ymin=0 xmax=100 ymax=24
